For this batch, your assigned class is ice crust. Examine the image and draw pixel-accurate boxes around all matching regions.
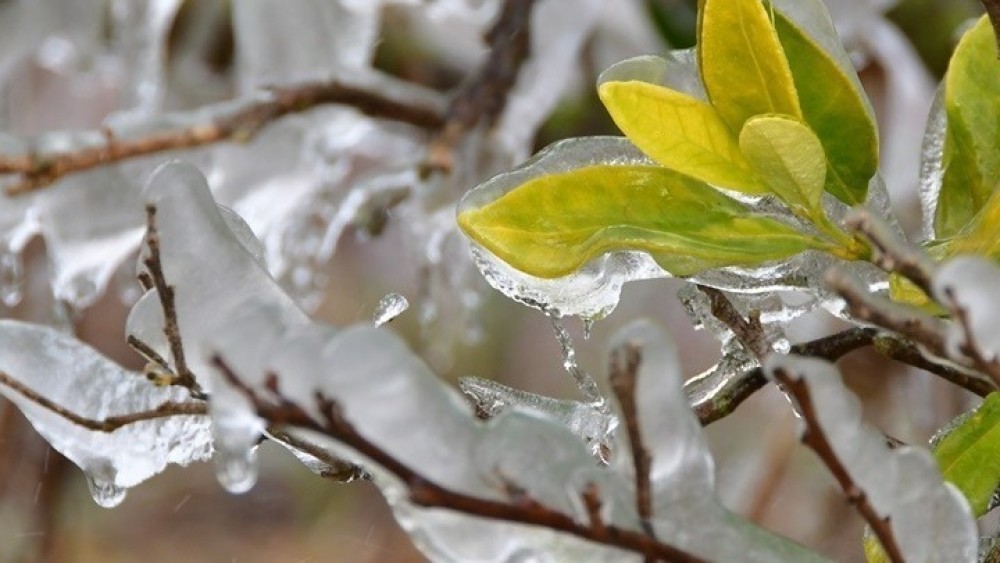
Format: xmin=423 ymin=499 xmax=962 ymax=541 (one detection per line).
xmin=764 ymin=355 xmax=977 ymax=562
xmin=0 ymin=319 xmax=212 ymax=506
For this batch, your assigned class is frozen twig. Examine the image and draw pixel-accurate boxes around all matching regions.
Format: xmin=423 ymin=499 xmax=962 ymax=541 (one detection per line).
xmin=697 ymin=285 xmax=771 ymax=360
xmin=608 ymin=343 xmax=655 ymax=539
xmin=873 ymin=335 xmax=994 ymax=397
xmin=142 ymin=205 xmax=203 ymax=397
xmin=687 ymin=327 xmax=877 ymax=425
xmin=2 ymin=78 xmax=444 ymax=196
xmin=424 ymin=0 xmax=537 ymax=173
xmin=266 ymin=427 xmax=369 ymax=483
xmin=770 ymin=365 xmax=905 ymax=563
xmin=212 ymin=354 xmax=707 ymax=563
xmin=844 ymin=209 xmax=935 ymax=296
xmin=939 ymin=286 xmax=1000 ymax=387
xmin=0 ymin=370 xmax=207 ymax=432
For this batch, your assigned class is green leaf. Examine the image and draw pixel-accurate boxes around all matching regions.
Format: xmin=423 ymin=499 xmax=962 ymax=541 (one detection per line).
xmin=738 ymin=114 xmax=826 ymax=216
xmin=772 ymin=9 xmax=877 ymax=206
xmin=932 ymin=392 xmax=1000 ymax=516
xmin=944 ymin=187 xmax=1000 ymax=258
xmin=937 ymin=15 xmax=1000 ymax=238
xmin=598 ymin=80 xmax=766 ymax=193
xmin=698 ymin=0 xmax=801 ymax=132
xmin=457 ymin=164 xmax=827 ymax=279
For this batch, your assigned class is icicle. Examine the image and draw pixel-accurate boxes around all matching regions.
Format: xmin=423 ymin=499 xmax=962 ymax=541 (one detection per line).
xmin=85 ymin=472 xmax=128 ymax=508
xmin=0 ymin=245 xmax=23 ymax=307
xmin=582 ymin=318 xmax=594 ymax=340
xmin=548 ymin=314 xmax=604 ymax=408
xmin=214 ymin=444 xmax=259 ymax=494
xmin=373 ymin=292 xmax=409 ymax=327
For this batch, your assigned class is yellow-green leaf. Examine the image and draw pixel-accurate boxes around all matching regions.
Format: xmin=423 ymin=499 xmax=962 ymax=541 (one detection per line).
xmin=698 ymin=0 xmax=801 ymax=132
xmin=457 ymin=164 xmax=826 ymax=279
xmin=937 ymin=15 xmax=1000 ymax=238
xmin=932 ymin=392 xmax=1000 ymax=516
xmin=943 ymin=187 xmax=1000 ymax=258
xmin=772 ymin=9 xmax=876 ymax=206
xmin=738 ymin=115 xmax=825 ymax=216
xmin=598 ymin=81 xmax=765 ymax=193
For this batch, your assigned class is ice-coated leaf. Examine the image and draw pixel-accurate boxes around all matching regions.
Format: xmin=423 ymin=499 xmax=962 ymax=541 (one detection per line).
xmin=738 ymin=114 xmax=826 ymax=217
xmin=770 ymin=7 xmax=876 ymax=206
xmin=0 ymin=320 xmax=212 ymax=506
xmin=940 ymin=181 xmax=1000 ymax=260
xmin=936 ymin=15 xmax=1000 ymax=239
xmin=610 ymin=320 xmax=823 ymax=561
xmin=934 ymin=256 xmax=1000 ymax=364
xmin=764 ymin=355 xmax=977 ymax=562
xmin=597 ymin=80 xmax=765 ymax=193
xmin=458 ymin=161 xmax=826 ymax=279
xmin=697 ymin=0 xmax=801 ymax=132
xmin=932 ymin=392 xmax=1000 ymax=516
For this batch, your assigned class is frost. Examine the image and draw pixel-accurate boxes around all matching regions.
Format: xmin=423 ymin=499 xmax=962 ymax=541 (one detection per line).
xmin=934 ymin=255 xmax=1000 ymax=363
xmin=764 ymin=355 xmax=977 ymax=562
xmin=0 ymin=319 xmax=212 ymax=506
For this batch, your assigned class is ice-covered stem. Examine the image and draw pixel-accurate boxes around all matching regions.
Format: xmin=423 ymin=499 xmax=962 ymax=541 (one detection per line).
xmin=770 ymin=365 xmax=905 ymax=563
xmin=826 ymin=268 xmax=950 ymax=358
xmin=687 ymin=327 xmax=877 ymax=425
xmin=424 ymin=0 xmax=537 ymax=173
xmin=550 ymin=316 xmax=606 ymax=407
xmin=873 ymin=335 xmax=995 ymax=397
xmin=982 ymin=0 xmax=1000 ymax=55
xmin=0 ymin=370 xmax=207 ymax=432
xmin=938 ymin=286 xmax=1000 ymax=387
xmin=212 ymin=355 xmax=707 ymax=563
xmin=608 ymin=343 xmax=654 ymax=539
xmin=697 ymin=286 xmax=771 ymax=360
xmin=266 ymin=427 xmax=369 ymax=483
xmin=127 ymin=334 xmax=173 ymax=379
xmin=142 ymin=205 xmax=203 ymax=397
xmin=844 ymin=209 xmax=935 ymax=296
xmin=3 ymin=79 xmax=445 ymax=196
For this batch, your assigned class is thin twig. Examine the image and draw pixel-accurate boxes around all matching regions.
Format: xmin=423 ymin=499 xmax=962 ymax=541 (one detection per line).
xmin=0 ymin=370 xmax=207 ymax=432
xmin=873 ymin=335 xmax=994 ymax=397
xmin=142 ymin=205 xmax=202 ymax=396
xmin=424 ymin=0 xmax=537 ymax=173
xmin=4 ymin=79 xmax=445 ymax=196
xmin=211 ymin=354 xmax=707 ymax=563
xmin=940 ymin=286 xmax=1000 ymax=388
xmin=687 ymin=327 xmax=877 ymax=425
xmin=697 ymin=286 xmax=771 ymax=360
xmin=127 ymin=334 xmax=172 ymax=374
xmin=608 ymin=343 xmax=655 ymax=539
xmin=982 ymin=0 xmax=1000 ymax=57
xmin=844 ymin=210 xmax=935 ymax=296
xmin=771 ymin=366 xmax=905 ymax=563
xmin=266 ymin=427 xmax=369 ymax=483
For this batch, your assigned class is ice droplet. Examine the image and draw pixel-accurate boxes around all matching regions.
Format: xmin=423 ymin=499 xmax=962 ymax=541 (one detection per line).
xmin=214 ymin=445 xmax=259 ymax=494
xmin=85 ymin=473 xmax=128 ymax=508
xmin=0 ymin=247 xmax=23 ymax=307
xmin=373 ymin=292 xmax=409 ymax=327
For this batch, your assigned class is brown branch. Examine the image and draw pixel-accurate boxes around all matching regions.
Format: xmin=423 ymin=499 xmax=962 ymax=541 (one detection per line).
xmin=142 ymin=205 xmax=202 ymax=396
xmin=608 ymin=343 xmax=655 ymax=539
xmin=697 ymin=285 xmax=771 ymax=360
xmin=211 ymin=354 xmax=706 ymax=563
xmin=424 ymin=0 xmax=537 ymax=173
xmin=0 ymin=370 xmax=207 ymax=432
xmin=940 ymin=286 xmax=1000 ymax=388
xmin=844 ymin=210 xmax=935 ymax=296
xmin=873 ymin=335 xmax=995 ymax=397
xmin=983 ymin=0 xmax=1000 ymax=57
xmin=3 ymin=79 xmax=445 ymax=196
xmin=688 ymin=327 xmax=877 ymax=425
xmin=127 ymin=334 xmax=172 ymax=374
xmin=770 ymin=366 xmax=905 ymax=563
xmin=266 ymin=426 xmax=369 ymax=483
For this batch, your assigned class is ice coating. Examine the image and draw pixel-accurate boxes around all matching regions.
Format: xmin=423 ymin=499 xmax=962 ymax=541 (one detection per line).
xmin=609 ymin=321 xmax=823 ymax=561
xmin=372 ymin=292 xmax=410 ymax=326
xmin=597 ymin=49 xmax=706 ymax=101
xmin=764 ymin=355 xmax=977 ymax=562
xmin=0 ymin=320 xmax=212 ymax=504
xmin=918 ymin=87 xmax=947 ymax=241
xmin=934 ymin=256 xmax=1000 ymax=363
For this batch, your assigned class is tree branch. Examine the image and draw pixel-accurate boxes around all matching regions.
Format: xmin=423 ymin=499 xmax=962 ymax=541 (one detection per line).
xmin=211 ymin=354 xmax=707 ymax=563
xmin=770 ymin=365 xmax=905 ymax=563
xmin=0 ymin=370 xmax=207 ymax=432
xmin=424 ymin=0 xmax=537 ymax=173
xmin=3 ymin=79 xmax=445 ymax=196
xmin=697 ymin=285 xmax=771 ymax=360
xmin=609 ymin=343 xmax=655 ymax=539
xmin=939 ymin=286 xmax=1000 ymax=388
xmin=844 ymin=210 xmax=935 ymax=296
xmin=873 ymin=335 xmax=994 ymax=397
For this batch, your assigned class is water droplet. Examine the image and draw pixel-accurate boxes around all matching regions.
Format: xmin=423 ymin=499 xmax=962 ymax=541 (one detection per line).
xmin=215 ymin=445 xmax=259 ymax=494
xmin=0 ymin=249 xmax=24 ymax=307
xmin=372 ymin=292 xmax=409 ymax=326
xmin=85 ymin=474 xmax=127 ymax=508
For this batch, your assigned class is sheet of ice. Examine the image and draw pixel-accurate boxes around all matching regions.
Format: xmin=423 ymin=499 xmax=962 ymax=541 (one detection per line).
xmin=764 ymin=355 xmax=977 ymax=562
xmin=934 ymin=256 xmax=1000 ymax=364
xmin=0 ymin=319 xmax=212 ymax=506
